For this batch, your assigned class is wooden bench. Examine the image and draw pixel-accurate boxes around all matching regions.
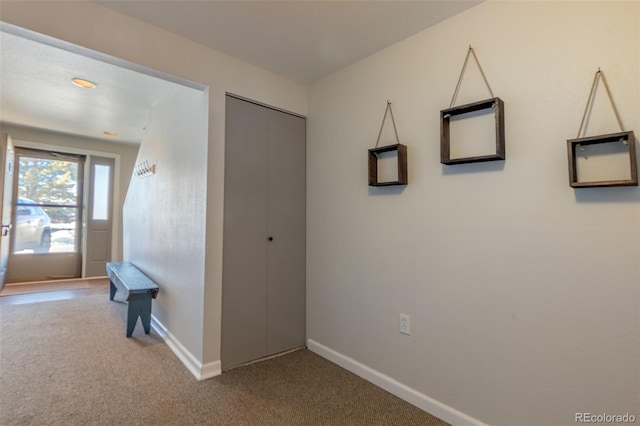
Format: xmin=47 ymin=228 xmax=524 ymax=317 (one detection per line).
xmin=106 ymin=261 xmax=159 ymax=337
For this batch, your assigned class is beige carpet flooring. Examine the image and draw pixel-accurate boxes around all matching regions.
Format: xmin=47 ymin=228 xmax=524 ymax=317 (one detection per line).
xmin=0 ymin=294 xmax=448 ymax=425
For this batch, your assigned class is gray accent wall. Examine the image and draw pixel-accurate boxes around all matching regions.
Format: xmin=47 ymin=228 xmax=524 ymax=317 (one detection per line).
xmin=306 ymin=2 xmax=639 ymax=425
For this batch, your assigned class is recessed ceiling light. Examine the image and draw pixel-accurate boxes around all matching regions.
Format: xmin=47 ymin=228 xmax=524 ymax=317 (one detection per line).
xmin=71 ymin=78 xmax=96 ymax=88
xmin=103 ymin=131 xmax=118 ymax=136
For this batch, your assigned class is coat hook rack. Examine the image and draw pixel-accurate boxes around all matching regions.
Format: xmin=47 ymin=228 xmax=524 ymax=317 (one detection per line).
xmin=134 ymin=160 xmax=156 ymax=178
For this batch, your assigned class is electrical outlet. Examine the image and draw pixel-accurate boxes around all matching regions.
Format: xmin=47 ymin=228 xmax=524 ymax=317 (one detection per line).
xmin=399 ymin=314 xmax=410 ymax=335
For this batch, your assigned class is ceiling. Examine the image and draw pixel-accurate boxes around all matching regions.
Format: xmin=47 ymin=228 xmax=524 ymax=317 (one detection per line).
xmin=0 ymin=30 xmax=184 ymax=144
xmin=0 ymin=1 xmax=481 ymax=144
xmin=96 ymin=0 xmax=481 ymax=84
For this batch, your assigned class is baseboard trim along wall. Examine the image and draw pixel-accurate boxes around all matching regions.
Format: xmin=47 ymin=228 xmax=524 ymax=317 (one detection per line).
xmin=307 ymin=339 xmax=487 ymax=426
xmin=151 ymin=315 xmax=221 ymax=380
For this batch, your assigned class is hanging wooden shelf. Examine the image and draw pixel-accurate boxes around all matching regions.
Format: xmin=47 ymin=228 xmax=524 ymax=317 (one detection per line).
xmin=440 ymin=97 xmax=505 ymax=165
xmin=368 ymin=101 xmax=408 ymax=186
xmin=567 ymin=131 xmax=637 ymax=188
xmin=567 ymin=69 xmax=637 ymax=188
xmin=441 ymin=47 xmax=505 ymax=166
xmin=368 ymin=143 xmax=408 ymax=186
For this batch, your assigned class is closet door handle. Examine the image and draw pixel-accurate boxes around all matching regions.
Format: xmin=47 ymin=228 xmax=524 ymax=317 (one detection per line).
xmin=268 ymin=236 xmax=273 ymax=241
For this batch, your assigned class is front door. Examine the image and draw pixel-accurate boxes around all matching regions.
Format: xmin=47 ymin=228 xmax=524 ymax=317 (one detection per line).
xmin=0 ymin=134 xmax=15 ymax=289
xmin=7 ymin=148 xmax=85 ymax=282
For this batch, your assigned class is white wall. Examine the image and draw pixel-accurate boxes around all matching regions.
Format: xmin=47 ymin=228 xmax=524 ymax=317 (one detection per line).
xmin=307 ymin=2 xmax=639 ymax=425
xmin=0 ymin=123 xmax=138 ymax=262
xmin=123 ymin=86 xmax=208 ymax=366
xmin=0 ymin=1 xmax=307 ymax=376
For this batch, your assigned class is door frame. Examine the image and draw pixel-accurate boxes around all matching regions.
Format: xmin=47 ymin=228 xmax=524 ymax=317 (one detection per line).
xmin=0 ymin=134 xmax=15 ymax=289
xmin=11 ymin=139 xmax=121 ymax=278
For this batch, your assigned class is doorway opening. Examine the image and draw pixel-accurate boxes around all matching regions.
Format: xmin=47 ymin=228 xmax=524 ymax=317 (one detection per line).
xmin=7 ymin=147 xmax=84 ymax=282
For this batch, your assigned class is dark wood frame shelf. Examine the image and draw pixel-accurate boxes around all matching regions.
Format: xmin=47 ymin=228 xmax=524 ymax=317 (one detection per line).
xmin=440 ymin=97 xmax=505 ymax=165
xmin=368 ymin=143 xmax=408 ymax=186
xmin=567 ymin=131 xmax=637 ymax=188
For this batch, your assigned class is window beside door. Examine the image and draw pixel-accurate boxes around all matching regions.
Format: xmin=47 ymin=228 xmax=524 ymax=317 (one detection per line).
xmin=92 ymin=164 xmax=110 ymax=221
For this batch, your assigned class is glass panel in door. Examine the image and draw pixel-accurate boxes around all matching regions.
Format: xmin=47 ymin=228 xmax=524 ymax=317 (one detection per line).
xmin=7 ymin=148 xmax=84 ymax=282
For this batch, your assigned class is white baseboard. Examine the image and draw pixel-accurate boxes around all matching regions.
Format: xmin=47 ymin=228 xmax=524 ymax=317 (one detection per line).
xmin=307 ymin=339 xmax=487 ymax=426
xmin=151 ymin=315 xmax=221 ymax=380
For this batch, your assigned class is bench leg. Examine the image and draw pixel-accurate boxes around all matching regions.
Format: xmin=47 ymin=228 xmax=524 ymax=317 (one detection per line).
xmin=126 ymin=293 xmax=152 ymax=337
xmin=109 ymin=280 xmax=117 ymax=301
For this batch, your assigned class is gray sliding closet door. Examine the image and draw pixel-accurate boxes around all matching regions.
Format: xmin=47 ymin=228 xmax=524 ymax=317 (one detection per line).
xmin=222 ymin=95 xmax=306 ymax=369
